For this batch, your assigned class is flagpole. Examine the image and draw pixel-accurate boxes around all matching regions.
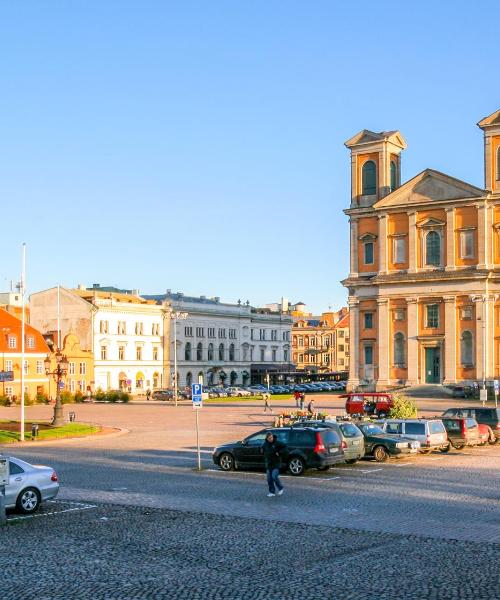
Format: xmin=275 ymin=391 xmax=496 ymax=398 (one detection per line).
xmin=20 ymin=243 xmax=26 ymax=442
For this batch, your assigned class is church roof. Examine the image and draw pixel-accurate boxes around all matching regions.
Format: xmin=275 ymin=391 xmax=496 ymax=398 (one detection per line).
xmin=344 ymin=129 xmax=407 ymax=150
xmin=373 ymin=168 xmax=486 ymax=209
xmin=477 ymin=108 xmax=500 ymax=129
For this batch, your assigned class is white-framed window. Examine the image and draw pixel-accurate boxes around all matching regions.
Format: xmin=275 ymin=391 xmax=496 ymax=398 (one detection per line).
xmin=117 ymin=321 xmax=127 ymax=335
xmin=152 ymin=323 xmax=160 ymax=336
xmin=70 ymin=380 xmax=76 ymax=392
xmin=79 ymin=362 xmax=86 ymax=375
xmin=272 ymin=349 xmax=277 ymax=361
xmin=153 ymin=347 xmax=159 ymax=361
xmin=459 ymin=230 xmax=475 ymax=259
xmin=23 ymin=360 xmax=29 ymax=374
xmin=461 ymin=306 xmax=473 ymax=320
xmin=135 ymin=322 xmax=144 ymax=335
xmin=196 ymin=327 xmax=204 ymax=338
xmin=218 ymin=328 xmax=226 ymax=339
xmin=101 ymin=346 xmax=107 ymax=360
xmin=460 ymin=330 xmax=474 ymax=366
xmin=424 ymin=230 xmax=442 ymax=267
xmin=284 ymin=348 xmax=289 ymax=362
xmin=136 ymin=346 xmax=142 ymax=361
xmin=5 ymin=386 xmax=13 ymax=397
xmin=36 ymin=360 xmax=43 ymax=374
xmin=208 ymin=328 xmax=215 ymax=338
xmin=5 ymin=360 xmax=12 ymax=372
xmin=426 ymin=304 xmax=439 ymax=328
xmin=69 ymin=362 xmax=75 ymax=375
xmin=185 ymin=326 xmax=193 ymax=337
xmin=271 ymin=330 xmax=277 ymax=341
xmin=260 ymin=347 xmax=265 ymax=361
xmin=229 ymin=329 xmax=236 ymax=339
xmin=118 ymin=346 xmax=125 ymax=360
xmin=393 ymin=332 xmax=405 ymax=367
xmin=393 ymin=237 xmax=406 ymax=264
xmin=100 ymin=320 xmax=108 ymax=334
xmin=259 ymin=329 xmax=266 ymax=341
xmin=7 ymin=335 xmax=16 ymax=349
xmin=26 ymin=336 xmax=35 ymax=349
xmin=79 ymin=380 xmax=85 ymax=391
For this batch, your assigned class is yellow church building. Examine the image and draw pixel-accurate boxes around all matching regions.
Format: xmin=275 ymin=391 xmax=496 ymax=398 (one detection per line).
xmin=343 ymin=108 xmax=500 ymax=390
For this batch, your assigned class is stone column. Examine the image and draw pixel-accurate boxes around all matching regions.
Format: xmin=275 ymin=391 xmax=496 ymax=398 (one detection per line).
xmin=486 ymin=204 xmax=494 ymax=269
xmin=485 ymin=294 xmax=495 ymax=380
xmin=445 ymin=208 xmax=455 ymax=271
xmin=443 ymin=296 xmax=457 ymax=384
xmin=477 ymin=204 xmax=487 ymax=269
xmin=378 ymin=214 xmax=388 ymax=274
xmin=349 ymin=219 xmax=358 ymax=278
xmin=473 ymin=295 xmax=485 ymax=383
xmin=376 ymin=298 xmax=390 ymax=390
xmin=408 ymin=212 xmax=417 ymax=273
xmin=347 ymin=298 xmax=359 ymax=391
xmin=406 ymin=298 xmax=419 ymax=386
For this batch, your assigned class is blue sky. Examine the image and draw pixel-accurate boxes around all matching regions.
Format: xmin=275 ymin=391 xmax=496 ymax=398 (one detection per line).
xmin=1 ymin=1 xmax=499 ymax=314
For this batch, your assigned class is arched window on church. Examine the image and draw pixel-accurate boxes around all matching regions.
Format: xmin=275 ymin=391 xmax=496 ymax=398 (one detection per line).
xmin=460 ymin=331 xmax=473 ymax=366
xmin=394 ymin=332 xmax=405 ymax=366
xmin=362 ymin=160 xmax=377 ymax=195
xmin=390 ymin=160 xmax=397 ymax=192
xmin=196 ymin=342 xmax=203 ymax=361
xmin=425 ymin=231 xmax=441 ymax=266
xmin=185 ymin=342 xmax=191 ymax=361
xmin=207 ymin=343 xmax=214 ymax=361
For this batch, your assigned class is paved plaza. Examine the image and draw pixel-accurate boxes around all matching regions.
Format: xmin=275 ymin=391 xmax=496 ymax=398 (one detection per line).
xmin=1 ymin=395 xmax=499 ymax=599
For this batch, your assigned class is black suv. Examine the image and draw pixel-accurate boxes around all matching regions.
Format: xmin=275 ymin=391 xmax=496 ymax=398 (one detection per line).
xmin=442 ymin=407 xmax=500 ymax=442
xmin=212 ymin=426 xmax=345 ymax=476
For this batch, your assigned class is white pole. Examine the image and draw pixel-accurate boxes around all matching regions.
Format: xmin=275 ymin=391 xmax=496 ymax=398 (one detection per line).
xmin=57 ymin=284 xmax=61 ymax=350
xmin=173 ymin=315 xmax=178 ymax=407
xmin=20 ymin=243 xmax=26 ymax=441
xmin=195 ymin=408 xmax=201 ymax=470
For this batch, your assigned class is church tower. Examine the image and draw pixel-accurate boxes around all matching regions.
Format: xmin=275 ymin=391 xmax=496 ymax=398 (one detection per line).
xmin=344 ymin=130 xmax=407 ymax=208
xmin=478 ymin=109 xmax=500 ymax=194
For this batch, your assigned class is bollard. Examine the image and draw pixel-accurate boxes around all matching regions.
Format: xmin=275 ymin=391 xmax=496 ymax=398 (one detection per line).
xmin=31 ymin=423 xmax=39 ymax=439
xmin=68 ymin=412 xmax=76 ymax=422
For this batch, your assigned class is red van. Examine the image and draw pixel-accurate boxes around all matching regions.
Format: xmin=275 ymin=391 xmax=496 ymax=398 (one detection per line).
xmin=341 ymin=393 xmax=393 ymax=418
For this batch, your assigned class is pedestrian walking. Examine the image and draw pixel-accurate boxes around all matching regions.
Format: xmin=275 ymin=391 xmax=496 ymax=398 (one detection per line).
xmin=307 ymin=398 xmax=315 ymax=415
xmin=263 ymin=391 xmax=272 ymax=413
xmin=146 ymin=388 xmax=151 ymax=401
xmin=299 ymin=393 xmax=305 ymax=411
xmin=261 ymin=431 xmax=286 ymax=497
xmin=293 ymin=390 xmax=301 ymax=408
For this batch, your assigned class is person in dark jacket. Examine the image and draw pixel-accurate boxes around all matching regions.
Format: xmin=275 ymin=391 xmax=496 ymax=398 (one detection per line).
xmin=261 ymin=432 xmax=286 ymax=497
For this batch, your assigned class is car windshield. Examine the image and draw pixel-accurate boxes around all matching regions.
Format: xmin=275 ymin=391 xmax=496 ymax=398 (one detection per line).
xmin=340 ymin=423 xmax=361 ymax=438
xmin=361 ymin=424 xmax=384 ymax=435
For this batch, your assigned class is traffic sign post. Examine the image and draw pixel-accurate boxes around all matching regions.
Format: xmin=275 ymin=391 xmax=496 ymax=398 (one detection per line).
xmin=0 ymin=457 xmax=10 ymax=526
xmin=191 ymin=383 xmax=203 ymax=470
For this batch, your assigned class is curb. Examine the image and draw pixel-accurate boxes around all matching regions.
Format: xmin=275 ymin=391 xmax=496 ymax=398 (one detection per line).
xmin=0 ymin=427 xmax=129 ymax=448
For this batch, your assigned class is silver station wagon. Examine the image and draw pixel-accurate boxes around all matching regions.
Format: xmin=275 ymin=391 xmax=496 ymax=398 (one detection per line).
xmin=376 ymin=419 xmax=449 ymax=453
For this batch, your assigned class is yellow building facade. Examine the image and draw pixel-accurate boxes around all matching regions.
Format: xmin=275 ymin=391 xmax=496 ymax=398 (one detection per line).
xmin=343 ymin=108 xmax=500 ymax=390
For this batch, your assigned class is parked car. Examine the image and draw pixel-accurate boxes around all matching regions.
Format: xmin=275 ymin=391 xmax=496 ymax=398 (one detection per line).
xmin=451 ymin=386 xmax=467 ymax=398
xmin=442 ymin=407 xmax=500 ymax=443
xmin=355 ymin=422 xmax=420 ymax=462
xmin=440 ymin=417 xmax=484 ymax=449
xmin=4 ymin=456 xmax=59 ymax=514
xmin=342 ymin=393 xmax=393 ymax=418
xmin=247 ymin=385 xmax=267 ymax=394
xmin=376 ymin=419 xmax=450 ymax=453
xmin=297 ymin=419 xmax=365 ymax=463
xmin=212 ymin=426 xmax=345 ymax=476
xmin=225 ymin=387 xmax=252 ymax=397
xmin=152 ymin=389 xmax=173 ymax=401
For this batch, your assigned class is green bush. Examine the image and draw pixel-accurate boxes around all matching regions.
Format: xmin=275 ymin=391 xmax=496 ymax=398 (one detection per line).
xmin=36 ymin=392 xmax=49 ymax=405
xmin=119 ymin=391 xmax=130 ymax=403
xmin=74 ymin=391 xmax=85 ymax=403
xmin=60 ymin=391 xmax=74 ymax=404
xmin=0 ymin=395 xmax=11 ymax=406
xmin=24 ymin=392 xmax=34 ymax=406
xmin=106 ymin=390 xmax=121 ymax=403
xmin=389 ymin=393 xmax=418 ymax=419
xmin=94 ymin=389 xmax=106 ymax=402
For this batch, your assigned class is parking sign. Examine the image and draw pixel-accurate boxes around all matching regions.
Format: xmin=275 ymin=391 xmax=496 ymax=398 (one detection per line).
xmin=192 ymin=383 xmax=203 ymax=409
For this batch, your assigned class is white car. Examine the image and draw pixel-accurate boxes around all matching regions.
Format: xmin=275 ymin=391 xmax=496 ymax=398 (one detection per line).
xmin=3 ymin=456 xmax=59 ymax=514
xmin=225 ymin=387 xmax=252 ymax=397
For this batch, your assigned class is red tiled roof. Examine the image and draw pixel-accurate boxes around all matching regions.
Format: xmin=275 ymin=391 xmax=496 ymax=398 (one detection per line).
xmin=0 ymin=308 xmax=50 ymax=354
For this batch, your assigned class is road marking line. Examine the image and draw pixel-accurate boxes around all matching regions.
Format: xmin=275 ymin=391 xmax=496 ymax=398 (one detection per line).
xmin=360 ymin=468 xmax=383 ymax=473
xmin=7 ymin=501 xmax=97 ymax=522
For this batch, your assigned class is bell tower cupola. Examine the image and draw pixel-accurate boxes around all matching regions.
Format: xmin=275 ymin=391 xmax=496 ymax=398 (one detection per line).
xmin=478 ymin=108 xmax=500 ymax=194
xmin=344 ymin=129 xmax=407 ymax=208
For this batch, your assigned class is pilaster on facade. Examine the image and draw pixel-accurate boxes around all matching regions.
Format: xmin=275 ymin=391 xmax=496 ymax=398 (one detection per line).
xmin=375 ymin=297 xmax=390 ymax=390
xmin=347 ymin=298 xmax=359 ymax=390
xmin=378 ymin=215 xmax=388 ymax=275
xmin=445 ymin=208 xmax=455 ymax=271
xmin=477 ymin=204 xmax=487 ymax=269
xmin=406 ymin=297 xmax=419 ymax=386
xmin=408 ymin=212 xmax=417 ymax=273
xmin=442 ymin=296 xmax=456 ymax=384
xmin=349 ymin=218 xmax=359 ymax=277
xmin=472 ymin=295 xmax=485 ymax=383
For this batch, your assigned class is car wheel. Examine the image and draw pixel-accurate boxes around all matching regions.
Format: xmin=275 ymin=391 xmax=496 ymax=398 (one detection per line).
xmin=288 ymin=456 xmax=306 ymax=476
xmin=345 ymin=459 xmax=358 ymax=464
xmin=16 ymin=487 xmax=41 ymax=514
xmin=373 ymin=445 xmax=390 ymax=462
xmin=439 ymin=444 xmax=451 ymax=453
xmin=450 ymin=441 xmax=465 ymax=450
xmin=218 ymin=452 xmax=235 ymax=471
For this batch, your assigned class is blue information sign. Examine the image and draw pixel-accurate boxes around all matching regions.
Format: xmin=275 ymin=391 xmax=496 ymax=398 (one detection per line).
xmin=192 ymin=383 xmax=203 ymax=408
xmin=0 ymin=371 xmax=14 ymax=382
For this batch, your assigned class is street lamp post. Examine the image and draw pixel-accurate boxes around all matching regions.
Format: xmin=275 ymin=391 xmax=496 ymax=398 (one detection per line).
xmin=168 ymin=310 xmax=188 ymax=407
xmin=44 ymin=350 xmax=69 ymax=426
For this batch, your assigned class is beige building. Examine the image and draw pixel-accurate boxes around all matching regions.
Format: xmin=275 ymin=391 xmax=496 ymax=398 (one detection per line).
xmin=291 ymin=305 xmax=349 ymax=374
xmin=343 ymin=108 xmax=500 ymax=391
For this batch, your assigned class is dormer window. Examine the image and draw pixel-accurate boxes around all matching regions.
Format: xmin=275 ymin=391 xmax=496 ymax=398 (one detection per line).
xmin=362 ymin=160 xmax=377 ymax=195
